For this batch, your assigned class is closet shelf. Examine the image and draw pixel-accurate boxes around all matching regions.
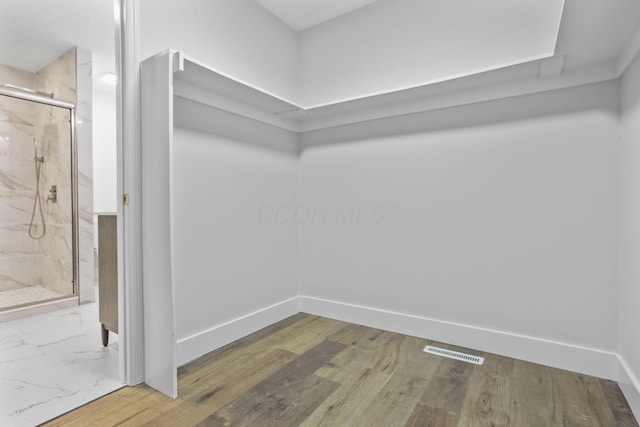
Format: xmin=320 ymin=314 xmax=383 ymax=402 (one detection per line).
xmin=165 ymin=50 xmax=618 ymax=133
xmin=173 ymin=53 xmax=301 ymax=131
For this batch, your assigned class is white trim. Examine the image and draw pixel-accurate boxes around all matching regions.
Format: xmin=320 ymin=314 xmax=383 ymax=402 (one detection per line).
xmin=299 ymin=296 xmax=619 ymax=381
xmin=116 ymin=0 xmax=145 ymax=386
xmin=140 ymin=50 xmax=178 ymax=398
xmin=176 ymin=297 xmax=300 ymax=367
xmin=617 ymin=355 xmax=640 ymax=421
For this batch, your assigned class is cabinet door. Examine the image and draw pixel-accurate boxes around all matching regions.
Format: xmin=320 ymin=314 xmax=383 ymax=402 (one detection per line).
xmin=98 ymin=215 xmax=118 ymax=333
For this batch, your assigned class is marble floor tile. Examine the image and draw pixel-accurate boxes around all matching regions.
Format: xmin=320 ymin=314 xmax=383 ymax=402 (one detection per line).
xmin=0 ymin=300 xmax=122 ymax=426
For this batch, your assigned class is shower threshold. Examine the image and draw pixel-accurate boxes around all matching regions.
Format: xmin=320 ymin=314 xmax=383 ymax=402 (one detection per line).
xmin=0 ymin=289 xmax=77 ymax=322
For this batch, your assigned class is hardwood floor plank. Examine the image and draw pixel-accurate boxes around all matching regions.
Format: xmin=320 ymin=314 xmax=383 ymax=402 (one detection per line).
xmin=330 ymin=325 xmax=383 ymax=346
xmin=356 ymin=336 xmax=438 ymax=427
xmin=91 ymin=388 xmax=170 ymax=427
xmin=366 ymin=332 xmax=405 ymax=375
xmin=581 ymin=374 xmax=618 ymax=426
xmin=551 ymin=369 xmax=615 ymax=426
xmin=421 ymin=357 xmax=475 ymax=411
xmin=300 ymin=368 xmax=391 ymax=427
xmin=315 ymin=331 xmax=403 ymax=383
xmin=177 ymin=313 xmax=310 ymax=378
xmin=314 ymin=343 xmax=378 ymax=383
xmin=457 ymin=353 xmax=514 ymax=427
xmin=202 ymin=374 xmax=338 ymax=427
xmin=136 ymin=348 xmax=299 ymax=426
xmin=253 ymin=339 xmax=347 ymax=382
xmin=405 ymin=403 xmax=459 ymax=427
xmin=197 ymin=340 xmax=346 ymax=426
xmin=405 ymin=357 xmax=475 ymax=426
xmin=324 ymin=322 xmax=363 ymax=343
xmin=178 ymin=314 xmax=318 ymax=387
xmin=511 ymin=360 xmax=560 ymax=426
xmin=600 ymin=379 xmax=640 ymax=427
xmin=178 ymin=343 xmax=292 ymax=397
xmin=176 ymin=316 xmax=325 ymax=398
xmin=277 ymin=317 xmax=351 ymax=354
xmin=351 ymin=328 xmax=402 ymax=351
xmin=304 ymin=332 xmax=405 ymax=425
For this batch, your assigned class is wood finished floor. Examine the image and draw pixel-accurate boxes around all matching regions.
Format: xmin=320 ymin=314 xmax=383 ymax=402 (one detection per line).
xmin=43 ymin=313 xmax=638 ymax=427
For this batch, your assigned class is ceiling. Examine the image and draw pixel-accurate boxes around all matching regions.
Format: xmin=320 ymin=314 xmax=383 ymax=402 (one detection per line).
xmin=0 ymin=0 xmax=638 ymax=99
xmin=255 ymin=0 xmax=378 ymax=31
xmin=555 ymin=0 xmax=640 ymax=70
xmin=0 ymin=0 xmax=115 ymax=90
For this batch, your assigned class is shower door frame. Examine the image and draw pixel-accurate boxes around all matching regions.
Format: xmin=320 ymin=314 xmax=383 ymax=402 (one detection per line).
xmin=0 ymin=86 xmax=80 ymax=301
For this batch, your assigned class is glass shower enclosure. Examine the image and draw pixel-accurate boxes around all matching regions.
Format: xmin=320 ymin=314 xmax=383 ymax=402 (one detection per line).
xmin=0 ymin=85 xmax=79 ymax=312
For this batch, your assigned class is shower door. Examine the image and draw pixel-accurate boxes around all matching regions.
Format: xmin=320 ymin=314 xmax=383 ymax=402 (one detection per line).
xmin=0 ymin=91 xmax=77 ymax=311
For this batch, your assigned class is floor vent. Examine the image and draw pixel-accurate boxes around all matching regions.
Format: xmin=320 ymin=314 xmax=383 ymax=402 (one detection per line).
xmin=423 ymin=345 xmax=485 ymax=365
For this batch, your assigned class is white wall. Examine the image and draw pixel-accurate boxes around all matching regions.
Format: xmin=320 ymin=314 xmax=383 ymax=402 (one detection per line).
xmin=297 ymin=0 xmax=562 ymax=106
xmin=172 ymin=101 xmax=298 ymax=357
xmin=298 ymin=82 xmax=620 ymax=357
xmin=619 ymin=57 xmax=640 ymax=396
xmin=139 ymin=0 xmax=300 ymax=366
xmin=92 ymin=87 xmax=118 ymax=213
xmin=140 ymin=0 xmax=298 ymax=101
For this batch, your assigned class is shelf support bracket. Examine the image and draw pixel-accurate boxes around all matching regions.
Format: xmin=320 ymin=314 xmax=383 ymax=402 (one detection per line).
xmin=173 ymin=51 xmax=184 ymax=73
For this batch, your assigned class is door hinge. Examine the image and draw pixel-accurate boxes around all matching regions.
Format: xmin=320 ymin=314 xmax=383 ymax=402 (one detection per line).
xmin=123 ymin=193 xmax=130 ymax=206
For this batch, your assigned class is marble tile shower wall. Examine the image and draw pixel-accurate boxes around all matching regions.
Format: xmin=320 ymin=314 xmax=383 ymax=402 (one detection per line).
xmin=0 ymin=48 xmax=94 ymax=303
xmin=0 ymin=66 xmax=39 ymax=294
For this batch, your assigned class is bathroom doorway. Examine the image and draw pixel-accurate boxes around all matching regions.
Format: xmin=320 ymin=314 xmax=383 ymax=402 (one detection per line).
xmin=0 ymin=1 xmax=125 ymax=424
xmin=0 ymin=85 xmax=78 ymax=315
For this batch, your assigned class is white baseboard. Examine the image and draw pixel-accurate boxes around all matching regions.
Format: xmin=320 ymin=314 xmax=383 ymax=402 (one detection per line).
xmin=299 ymin=295 xmax=619 ymax=381
xmin=176 ymin=297 xmax=300 ymax=366
xmin=618 ymin=355 xmax=640 ymax=421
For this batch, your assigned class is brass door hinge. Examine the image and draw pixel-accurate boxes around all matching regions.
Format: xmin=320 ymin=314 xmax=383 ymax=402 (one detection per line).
xmin=123 ymin=193 xmax=130 ymax=206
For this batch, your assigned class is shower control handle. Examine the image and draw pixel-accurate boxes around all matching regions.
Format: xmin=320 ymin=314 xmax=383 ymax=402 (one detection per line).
xmin=47 ymin=185 xmax=57 ymax=203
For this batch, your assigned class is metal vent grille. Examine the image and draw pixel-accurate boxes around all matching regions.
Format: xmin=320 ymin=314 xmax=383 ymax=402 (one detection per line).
xmin=423 ymin=345 xmax=484 ymax=365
